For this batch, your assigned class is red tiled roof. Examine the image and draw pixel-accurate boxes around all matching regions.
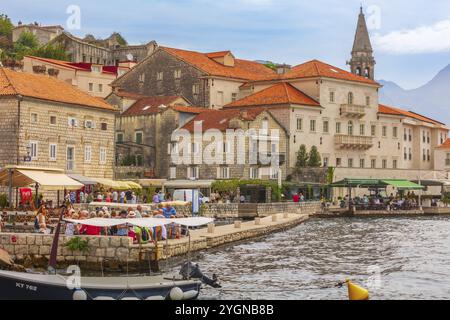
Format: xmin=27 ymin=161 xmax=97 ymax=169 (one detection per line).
xmin=206 ymin=51 xmax=232 ymax=58
xmin=25 ymin=56 xmax=127 ymax=76
xmin=223 ymin=82 xmax=320 ymax=109
xmin=161 ymin=47 xmax=275 ymax=81
xmin=250 ymin=59 xmax=379 ymax=85
xmin=378 ymin=104 xmax=444 ymax=125
xmin=113 ymin=90 xmax=149 ymax=100
xmin=181 ymin=107 xmax=267 ymax=132
xmin=0 ymin=67 xmax=115 ymax=111
xmin=437 ymin=138 xmax=450 ymax=149
xmin=122 ymin=96 xmax=185 ymax=116
xmin=170 ymin=105 xmax=206 ymax=114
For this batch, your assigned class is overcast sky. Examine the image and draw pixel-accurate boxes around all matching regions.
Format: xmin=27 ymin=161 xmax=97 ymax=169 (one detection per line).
xmin=4 ymin=0 xmax=450 ymax=89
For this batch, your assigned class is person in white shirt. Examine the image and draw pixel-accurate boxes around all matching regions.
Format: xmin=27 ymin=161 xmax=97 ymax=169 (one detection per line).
xmin=112 ymin=190 xmax=118 ymax=203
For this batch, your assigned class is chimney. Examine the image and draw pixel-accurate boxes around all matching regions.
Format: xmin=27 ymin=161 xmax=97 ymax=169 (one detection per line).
xmin=276 ymin=64 xmax=291 ymax=74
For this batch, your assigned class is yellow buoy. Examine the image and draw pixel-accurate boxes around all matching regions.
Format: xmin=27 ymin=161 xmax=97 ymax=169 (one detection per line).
xmin=345 ymin=279 xmax=369 ymax=300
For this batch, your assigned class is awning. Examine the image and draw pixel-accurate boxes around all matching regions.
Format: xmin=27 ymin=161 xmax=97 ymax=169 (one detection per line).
xmin=125 ymin=181 xmax=142 ymax=189
xmin=330 ymin=179 xmax=384 ymax=188
xmin=138 ymin=179 xmax=166 ymax=187
xmin=0 ymin=166 xmax=83 ymax=191
xmin=93 ymin=178 xmax=123 ymax=189
xmin=164 ymin=180 xmax=214 ymax=189
xmin=330 ymin=178 xmax=424 ymax=190
xmin=68 ymin=174 xmax=98 ymax=185
xmin=382 ymin=180 xmax=424 ymax=190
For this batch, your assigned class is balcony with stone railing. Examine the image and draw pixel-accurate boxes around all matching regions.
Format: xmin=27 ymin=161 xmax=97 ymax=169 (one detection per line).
xmin=340 ymin=104 xmax=366 ymax=118
xmin=334 ymin=134 xmax=373 ymax=150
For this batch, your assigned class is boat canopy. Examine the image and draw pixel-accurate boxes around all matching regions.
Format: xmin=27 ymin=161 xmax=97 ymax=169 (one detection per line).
xmin=330 ymin=178 xmax=424 ymax=190
xmin=0 ymin=166 xmax=83 ymax=190
xmin=64 ymin=217 xmax=214 ymax=228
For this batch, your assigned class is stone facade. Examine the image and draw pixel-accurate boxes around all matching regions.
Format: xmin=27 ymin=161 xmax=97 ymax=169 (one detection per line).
xmin=170 ymin=110 xmax=289 ymax=181
xmin=50 ymin=33 xmax=157 ymax=65
xmin=112 ymin=49 xmax=210 ymax=107
xmin=114 ymin=106 xmax=198 ymax=179
xmin=0 ymin=96 xmax=116 ymax=179
xmin=12 ymin=24 xmax=63 ymax=45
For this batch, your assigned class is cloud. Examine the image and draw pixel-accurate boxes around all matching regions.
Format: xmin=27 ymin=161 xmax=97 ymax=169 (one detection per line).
xmin=373 ymin=19 xmax=450 ymax=54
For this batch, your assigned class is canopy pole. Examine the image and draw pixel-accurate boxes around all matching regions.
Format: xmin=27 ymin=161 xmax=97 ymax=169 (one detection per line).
xmin=8 ymin=169 xmax=13 ymax=209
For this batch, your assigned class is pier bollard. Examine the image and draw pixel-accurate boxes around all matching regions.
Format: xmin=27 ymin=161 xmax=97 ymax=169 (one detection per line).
xmin=207 ymin=223 xmax=215 ymax=234
xmin=234 ymin=220 xmax=242 ymax=229
xmin=272 ymin=214 xmax=278 ymax=222
xmin=255 ymin=217 xmax=261 ymax=225
xmin=283 ymin=212 xmax=289 ymax=219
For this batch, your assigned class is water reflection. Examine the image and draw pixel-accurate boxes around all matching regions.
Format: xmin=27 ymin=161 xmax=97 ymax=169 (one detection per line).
xmin=176 ymin=216 xmax=450 ymax=300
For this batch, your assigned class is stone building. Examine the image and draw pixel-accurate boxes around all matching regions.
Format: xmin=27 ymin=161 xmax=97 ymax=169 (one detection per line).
xmin=112 ymin=93 xmax=204 ymax=179
xmin=219 ymin=7 xmax=449 ymax=188
xmin=434 ymin=139 xmax=450 ymax=172
xmin=169 ymin=107 xmax=288 ymax=181
xmin=49 ymin=32 xmax=157 ymax=66
xmin=0 ymin=67 xmax=117 ymax=179
xmin=111 ymin=47 xmax=276 ymax=109
xmin=22 ymin=55 xmax=134 ymax=98
xmin=12 ymin=22 xmax=63 ymax=45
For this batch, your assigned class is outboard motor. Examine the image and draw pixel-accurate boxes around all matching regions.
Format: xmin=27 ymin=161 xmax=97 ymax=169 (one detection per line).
xmin=180 ymin=262 xmax=221 ymax=288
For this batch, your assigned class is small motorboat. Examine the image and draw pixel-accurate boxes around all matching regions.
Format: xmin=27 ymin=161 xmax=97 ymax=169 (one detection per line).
xmin=0 ymin=262 xmax=217 ymax=300
xmin=0 ymin=206 xmax=220 ymax=300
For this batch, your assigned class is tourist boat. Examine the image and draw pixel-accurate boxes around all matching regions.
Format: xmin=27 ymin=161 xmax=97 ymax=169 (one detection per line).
xmin=0 ymin=208 xmax=220 ymax=300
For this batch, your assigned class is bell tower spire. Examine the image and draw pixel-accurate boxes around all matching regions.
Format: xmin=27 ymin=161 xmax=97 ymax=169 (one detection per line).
xmin=348 ymin=6 xmax=376 ymax=80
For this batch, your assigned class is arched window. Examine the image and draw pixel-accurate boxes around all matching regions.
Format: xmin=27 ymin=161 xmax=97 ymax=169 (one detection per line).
xmin=364 ymin=67 xmax=370 ymax=78
xmin=356 ymin=67 xmax=361 ymax=76
xmin=348 ymin=121 xmax=353 ymax=136
xmin=348 ymin=92 xmax=354 ymax=105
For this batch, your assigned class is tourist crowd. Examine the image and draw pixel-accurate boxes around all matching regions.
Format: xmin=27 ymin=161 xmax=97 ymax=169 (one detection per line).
xmin=34 ymin=203 xmax=187 ymax=244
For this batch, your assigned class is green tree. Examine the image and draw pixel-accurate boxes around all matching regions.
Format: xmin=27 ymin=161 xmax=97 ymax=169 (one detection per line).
xmin=11 ymin=31 xmax=39 ymax=59
xmin=0 ymin=14 xmax=13 ymax=38
xmin=307 ymin=145 xmax=322 ymax=167
xmin=31 ymin=43 xmax=68 ymax=60
xmin=295 ymin=144 xmax=309 ymax=169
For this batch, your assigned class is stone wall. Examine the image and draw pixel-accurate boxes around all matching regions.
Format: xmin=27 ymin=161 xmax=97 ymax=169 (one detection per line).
xmin=0 ymin=213 xmax=311 ymax=270
xmin=112 ymin=49 xmax=210 ymax=107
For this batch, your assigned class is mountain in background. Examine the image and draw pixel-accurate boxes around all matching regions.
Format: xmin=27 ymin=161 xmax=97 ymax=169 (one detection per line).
xmin=378 ymin=64 xmax=450 ymax=125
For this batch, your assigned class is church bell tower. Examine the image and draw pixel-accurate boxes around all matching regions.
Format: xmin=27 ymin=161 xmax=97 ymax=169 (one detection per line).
xmin=348 ymin=6 xmax=376 ymax=80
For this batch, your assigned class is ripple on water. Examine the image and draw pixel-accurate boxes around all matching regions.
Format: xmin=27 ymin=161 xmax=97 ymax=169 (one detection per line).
xmin=174 ymin=216 xmax=450 ymax=300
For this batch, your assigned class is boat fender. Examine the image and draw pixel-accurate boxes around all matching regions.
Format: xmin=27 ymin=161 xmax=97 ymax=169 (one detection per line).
xmin=182 ymin=290 xmax=198 ymax=300
xmin=145 ymin=296 xmax=165 ymax=300
xmin=169 ymin=287 xmax=184 ymax=300
xmin=73 ymin=289 xmax=88 ymax=300
xmin=94 ymin=296 xmax=115 ymax=300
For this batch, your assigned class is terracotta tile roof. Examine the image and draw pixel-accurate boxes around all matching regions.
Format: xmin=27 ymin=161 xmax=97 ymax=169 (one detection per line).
xmin=223 ymin=82 xmax=320 ymax=109
xmin=378 ymin=104 xmax=444 ymax=125
xmin=112 ymin=90 xmax=149 ymax=100
xmin=161 ymin=47 xmax=275 ymax=81
xmin=249 ymin=59 xmax=379 ymax=85
xmin=25 ymin=56 xmax=127 ymax=76
xmin=181 ymin=107 xmax=267 ymax=132
xmin=0 ymin=67 xmax=115 ymax=111
xmin=437 ymin=138 xmax=450 ymax=149
xmin=205 ymin=51 xmax=232 ymax=58
xmin=170 ymin=105 xmax=206 ymax=114
xmin=121 ymin=96 xmax=186 ymax=116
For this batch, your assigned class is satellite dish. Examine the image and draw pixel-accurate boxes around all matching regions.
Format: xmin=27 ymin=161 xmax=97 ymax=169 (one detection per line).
xmin=126 ymin=53 xmax=134 ymax=61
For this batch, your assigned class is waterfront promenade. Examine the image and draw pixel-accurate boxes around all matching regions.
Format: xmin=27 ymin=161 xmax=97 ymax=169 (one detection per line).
xmin=0 ymin=204 xmax=319 ymax=270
